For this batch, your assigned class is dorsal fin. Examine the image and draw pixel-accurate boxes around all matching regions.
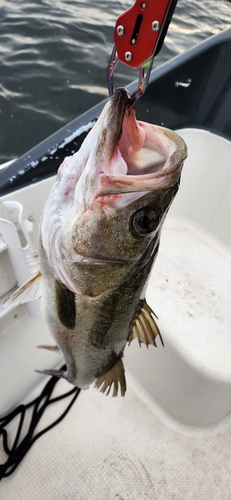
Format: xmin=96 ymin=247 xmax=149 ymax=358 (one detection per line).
xmin=128 ymin=299 xmax=164 ymax=348
xmin=5 ymin=271 xmax=42 ymax=307
xmin=95 ymin=356 xmax=126 ymax=397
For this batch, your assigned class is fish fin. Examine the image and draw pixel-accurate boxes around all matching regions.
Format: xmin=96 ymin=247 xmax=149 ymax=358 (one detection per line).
xmin=27 ymin=251 xmax=40 ymax=273
xmin=35 ymin=368 xmax=67 ymax=379
xmin=5 ymin=271 xmax=42 ymax=307
xmin=128 ymin=299 xmax=164 ymax=348
xmin=95 ymin=356 xmax=126 ymax=397
xmin=36 ymin=344 xmax=60 ymax=353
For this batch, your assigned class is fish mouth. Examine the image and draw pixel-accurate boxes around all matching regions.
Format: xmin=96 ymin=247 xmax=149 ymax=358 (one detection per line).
xmin=73 ymin=87 xmax=187 ymax=210
xmin=72 ymin=252 xmax=126 ymax=266
xmin=95 ymin=87 xmax=134 ymax=164
xmin=109 ymin=88 xmax=133 ymax=129
xmin=97 ymin=88 xmax=187 ymax=197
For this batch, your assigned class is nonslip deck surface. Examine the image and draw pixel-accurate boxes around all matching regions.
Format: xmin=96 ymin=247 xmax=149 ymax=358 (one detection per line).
xmin=1 ymin=375 xmax=231 ymax=499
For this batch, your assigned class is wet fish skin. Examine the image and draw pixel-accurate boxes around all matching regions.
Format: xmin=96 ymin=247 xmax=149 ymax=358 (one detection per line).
xmin=38 ymin=230 xmax=159 ymax=390
xmin=7 ymin=88 xmax=187 ymax=396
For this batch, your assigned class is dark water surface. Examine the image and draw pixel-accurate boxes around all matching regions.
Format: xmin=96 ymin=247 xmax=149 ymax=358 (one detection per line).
xmin=0 ymin=0 xmax=230 ymax=163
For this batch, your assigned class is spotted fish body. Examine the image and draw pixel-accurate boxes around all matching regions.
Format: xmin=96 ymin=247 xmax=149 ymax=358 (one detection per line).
xmin=8 ymin=89 xmax=187 ymax=396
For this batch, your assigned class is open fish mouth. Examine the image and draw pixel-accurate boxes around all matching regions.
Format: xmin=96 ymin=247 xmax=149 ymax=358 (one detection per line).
xmin=104 ymin=88 xmax=187 ymax=192
xmin=74 ymin=87 xmax=187 ymax=210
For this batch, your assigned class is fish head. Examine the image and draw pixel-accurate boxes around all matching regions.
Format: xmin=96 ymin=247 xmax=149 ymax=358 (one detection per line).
xmin=42 ymin=88 xmax=187 ymax=296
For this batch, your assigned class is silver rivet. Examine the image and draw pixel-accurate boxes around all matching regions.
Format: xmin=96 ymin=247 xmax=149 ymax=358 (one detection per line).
xmin=141 ymin=2 xmax=146 ymax=8
xmin=117 ymin=25 xmax=125 ymax=36
xmin=125 ymin=51 xmax=132 ymax=61
xmin=131 ymin=39 xmax=136 ymax=45
xmin=152 ymin=21 xmax=160 ymax=31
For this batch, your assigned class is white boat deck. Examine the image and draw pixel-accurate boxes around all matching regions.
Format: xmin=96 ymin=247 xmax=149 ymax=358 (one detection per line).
xmin=1 ymin=374 xmax=231 ymax=499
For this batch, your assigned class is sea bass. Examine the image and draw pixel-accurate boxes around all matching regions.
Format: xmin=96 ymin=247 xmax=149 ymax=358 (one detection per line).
xmin=8 ymin=88 xmax=187 ymax=396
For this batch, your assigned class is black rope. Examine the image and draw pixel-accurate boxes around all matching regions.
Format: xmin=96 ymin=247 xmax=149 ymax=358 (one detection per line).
xmin=0 ymin=366 xmax=80 ymax=480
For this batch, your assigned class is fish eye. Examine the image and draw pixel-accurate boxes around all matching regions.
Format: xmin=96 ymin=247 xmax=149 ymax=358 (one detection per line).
xmin=130 ymin=208 xmax=160 ymax=237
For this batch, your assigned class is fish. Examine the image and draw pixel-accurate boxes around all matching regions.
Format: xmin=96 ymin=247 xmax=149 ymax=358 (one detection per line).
xmin=7 ymin=88 xmax=187 ymax=397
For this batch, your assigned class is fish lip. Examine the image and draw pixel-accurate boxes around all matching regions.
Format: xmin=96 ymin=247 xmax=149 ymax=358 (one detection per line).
xmin=108 ymin=88 xmax=133 ymax=143
xmin=112 ymin=87 xmax=133 ymax=109
xmin=72 ymin=252 xmax=127 ymax=266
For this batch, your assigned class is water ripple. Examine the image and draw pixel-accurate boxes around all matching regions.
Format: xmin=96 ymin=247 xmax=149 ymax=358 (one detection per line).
xmin=0 ymin=0 xmax=230 ymax=162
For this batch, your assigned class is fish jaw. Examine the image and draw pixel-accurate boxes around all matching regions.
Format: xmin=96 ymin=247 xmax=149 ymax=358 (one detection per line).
xmin=98 ymin=114 xmax=187 ymax=196
xmin=73 ymin=88 xmax=132 ymax=211
xmin=74 ymin=90 xmax=187 ymax=204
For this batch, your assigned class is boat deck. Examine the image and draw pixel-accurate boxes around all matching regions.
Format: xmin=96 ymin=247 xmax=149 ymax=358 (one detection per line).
xmin=1 ymin=373 xmax=231 ymax=499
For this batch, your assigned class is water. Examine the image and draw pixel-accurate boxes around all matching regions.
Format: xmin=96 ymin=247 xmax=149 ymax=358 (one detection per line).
xmin=0 ymin=0 xmax=230 ymax=163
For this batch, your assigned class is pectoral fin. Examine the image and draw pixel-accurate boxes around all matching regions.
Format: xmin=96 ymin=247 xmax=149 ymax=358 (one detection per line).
xmin=27 ymin=251 xmax=40 ymax=273
xmin=5 ymin=271 xmax=42 ymax=307
xmin=128 ymin=299 xmax=164 ymax=348
xmin=35 ymin=368 xmax=68 ymax=379
xmin=95 ymin=356 xmax=126 ymax=397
